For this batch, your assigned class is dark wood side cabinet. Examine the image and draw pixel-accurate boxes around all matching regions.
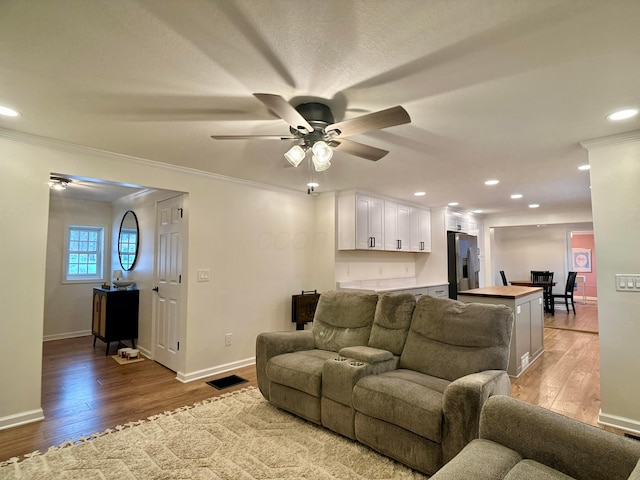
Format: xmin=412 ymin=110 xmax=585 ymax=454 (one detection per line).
xmin=92 ymin=287 xmax=139 ymax=355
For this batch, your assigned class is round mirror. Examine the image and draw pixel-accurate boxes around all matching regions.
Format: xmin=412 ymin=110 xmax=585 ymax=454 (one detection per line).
xmin=118 ymin=210 xmax=139 ymax=271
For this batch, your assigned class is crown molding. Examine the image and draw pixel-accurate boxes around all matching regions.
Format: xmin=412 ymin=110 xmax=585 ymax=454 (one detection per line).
xmin=580 ymin=129 xmax=640 ymax=150
xmin=0 ymin=127 xmax=307 ymax=197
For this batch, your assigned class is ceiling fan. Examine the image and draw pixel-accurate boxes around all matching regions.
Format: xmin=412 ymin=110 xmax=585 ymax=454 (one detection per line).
xmin=211 ymin=93 xmax=411 ymax=172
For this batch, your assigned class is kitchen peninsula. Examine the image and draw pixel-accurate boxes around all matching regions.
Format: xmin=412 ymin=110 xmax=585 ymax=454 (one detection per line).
xmin=457 ymin=286 xmax=544 ymax=377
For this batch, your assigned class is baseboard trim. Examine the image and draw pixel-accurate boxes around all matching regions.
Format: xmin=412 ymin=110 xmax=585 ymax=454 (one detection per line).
xmin=137 ymin=345 xmax=151 ymax=359
xmin=0 ymin=408 xmax=45 ymax=431
xmin=598 ymin=410 xmax=640 ymax=436
xmin=176 ymin=357 xmax=256 ymax=383
xmin=43 ymin=330 xmax=92 ymax=342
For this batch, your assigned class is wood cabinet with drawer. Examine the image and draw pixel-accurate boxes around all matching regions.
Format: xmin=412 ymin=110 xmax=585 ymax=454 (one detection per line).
xmin=92 ymin=287 xmax=139 ymax=355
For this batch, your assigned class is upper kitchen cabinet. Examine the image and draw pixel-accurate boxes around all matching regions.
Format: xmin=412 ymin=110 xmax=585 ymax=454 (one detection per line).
xmin=445 ymin=208 xmax=481 ymax=237
xmin=410 ymin=207 xmax=431 ymax=252
xmin=384 ymin=201 xmax=411 ymax=251
xmin=338 ymin=192 xmax=431 ymax=253
xmin=338 ymin=192 xmax=384 ymax=250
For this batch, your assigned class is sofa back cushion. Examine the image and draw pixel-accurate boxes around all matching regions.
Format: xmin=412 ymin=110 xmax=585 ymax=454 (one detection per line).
xmin=399 ymin=295 xmax=513 ymax=381
xmin=368 ymin=292 xmax=416 ymax=355
xmin=312 ymin=290 xmax=379 ymax=352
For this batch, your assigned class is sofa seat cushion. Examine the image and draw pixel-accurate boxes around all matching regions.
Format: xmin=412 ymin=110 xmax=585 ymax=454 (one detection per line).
xmin=504 ymin=460 xmax=575 ymax=480
xmin=353 ymin=369 xmax=451 ymax=442
xmin=266 ymin=349 xmax=337 ymax=397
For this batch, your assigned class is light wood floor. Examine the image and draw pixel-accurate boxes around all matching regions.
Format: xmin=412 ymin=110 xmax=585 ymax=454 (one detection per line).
xmin=1 ymin=304 xmax=602 ymax=462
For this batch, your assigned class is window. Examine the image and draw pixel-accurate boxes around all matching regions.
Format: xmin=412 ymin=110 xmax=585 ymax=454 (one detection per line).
xmin=65 ymin=225 xmax=105 ymax=282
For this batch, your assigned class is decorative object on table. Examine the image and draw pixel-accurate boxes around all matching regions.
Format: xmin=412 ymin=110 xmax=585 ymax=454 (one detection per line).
xmin=0 ymin=387 xmax=426 ymax=479
xmin=112 ymin=269 xmax=133 ymax=289
xmin=572 ymin=247 xmax=592 ymax=272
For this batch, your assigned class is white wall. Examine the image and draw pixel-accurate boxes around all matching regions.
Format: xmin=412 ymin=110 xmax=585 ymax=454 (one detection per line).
xmin=0 ymin=132 xmax=320 ymax=427
xmin=492 ymin=223 xmax=593 ymax=291
xmin=482 ymin=208 xmax=594 ymax=287
xmin=44 ymin=196 xmax=113 ymax=340
xmin=585 ymin=132 xmax=640 ymax=433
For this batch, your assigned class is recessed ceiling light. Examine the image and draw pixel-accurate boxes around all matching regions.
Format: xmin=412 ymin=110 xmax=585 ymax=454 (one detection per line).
xmin=414 ymin=191 xmax=426 ymax=197
xmin=448 ymin=202 xmax=459 ymax=206
xmin=510 ymin=194 xmax=523 ymax=199
xmin=606 ymin=108 xmax=638 ymax=121
xmin=484 ymin=179 xmax=499 ymax=186
xmin=472 ymin=210 xmax=483 ymax=214
xmin=578 ymin=164 xmax=590 ymax=171
xmin=529 ymin=204 xmax=540 ymax=208
xmin=0 ymin=105 xmax=19 ymax=117
xmin=307 ymin=182 xmax=319 ymax=188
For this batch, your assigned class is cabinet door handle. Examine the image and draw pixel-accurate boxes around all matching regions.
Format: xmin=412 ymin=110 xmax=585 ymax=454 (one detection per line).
xmin=397 ymin=239 xmax=401 ymax=250
xmin=420 ymin=241 xmax=424 ymax=251
xmin=152 ymin=287 xmax=159 ymax=292
xmin=369 ymin=237 xmax=376 ymax=248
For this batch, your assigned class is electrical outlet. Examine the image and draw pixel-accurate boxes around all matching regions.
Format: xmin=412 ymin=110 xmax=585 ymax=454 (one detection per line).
xmin=225 ymin=333 xmax=232 ymax=346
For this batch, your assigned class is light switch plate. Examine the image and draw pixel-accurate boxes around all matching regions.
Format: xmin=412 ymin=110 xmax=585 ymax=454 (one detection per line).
xmin=197 ymin=269 xmax=210 ymax=282
xmin=615 ymin=274 xmax=640 ymax=292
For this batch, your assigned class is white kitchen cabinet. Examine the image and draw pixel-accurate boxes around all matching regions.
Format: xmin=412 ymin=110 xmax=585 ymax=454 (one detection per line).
xmin=338 ymin=193 xmax=384 ymax=250
xmin=410 ymin=208 xmax=431 ymax=252
xmin=384 ymin=201 xmax=411 ymax=251
xmin=427 ymin=284 xmax=448 ymax=298
xmin=338 ymin=192 xmax=431 ymax=253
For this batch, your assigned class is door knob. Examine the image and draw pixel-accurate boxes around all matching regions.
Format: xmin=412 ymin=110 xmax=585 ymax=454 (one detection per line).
xmin=152 ymin=287 xmax=159 ymax=292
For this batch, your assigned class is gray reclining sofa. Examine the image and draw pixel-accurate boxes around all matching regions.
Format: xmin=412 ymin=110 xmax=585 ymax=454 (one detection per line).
xmin=256 ymin=290 xmax=514 ymax=475
xmin=431 ymin=395 xmax=640 ymax=480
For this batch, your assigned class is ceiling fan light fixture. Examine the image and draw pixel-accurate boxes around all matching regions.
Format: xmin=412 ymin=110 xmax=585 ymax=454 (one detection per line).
xmin=284 ymin=145 xmax=307 ymax=167
xmin=311 ymin=141 xmax=333 ymax=163
xmin=312 ymin=155 xmax=331 ymax=172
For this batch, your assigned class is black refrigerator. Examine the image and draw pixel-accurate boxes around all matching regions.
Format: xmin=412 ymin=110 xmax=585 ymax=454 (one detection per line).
xmin=447 ymin=231 xmax=479 ymax=299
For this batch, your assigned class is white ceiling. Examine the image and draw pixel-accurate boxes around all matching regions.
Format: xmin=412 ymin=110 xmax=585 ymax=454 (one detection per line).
xmin=1 ymin=0 xmax=639 ymax=213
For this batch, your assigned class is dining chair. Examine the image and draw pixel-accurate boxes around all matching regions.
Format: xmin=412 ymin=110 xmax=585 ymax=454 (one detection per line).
xmin=551 ymin=271 xmax=578 ymax=314
xmin=530 ymin=270 xmax=549 ymax=281
xmin=499 ymin=270 xmax=508 ymax=286
xmin=532 ymin=271 xmax=554 ymax=315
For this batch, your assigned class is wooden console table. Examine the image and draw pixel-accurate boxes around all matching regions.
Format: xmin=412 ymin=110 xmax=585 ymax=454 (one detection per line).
xmin=92 ymin=287 xmax=139 ymax=355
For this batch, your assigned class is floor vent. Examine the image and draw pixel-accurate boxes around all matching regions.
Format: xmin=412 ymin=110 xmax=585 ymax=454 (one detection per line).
xmin=206 ymin=374 xmax=248 ymax=390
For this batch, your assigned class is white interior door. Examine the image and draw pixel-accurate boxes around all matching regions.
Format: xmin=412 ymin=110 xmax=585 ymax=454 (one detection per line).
xmin=153 ymin=195 xmax=184 ymax=372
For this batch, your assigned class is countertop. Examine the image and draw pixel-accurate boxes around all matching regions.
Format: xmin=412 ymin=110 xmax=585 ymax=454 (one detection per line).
xmin=337 ymin=278 xmax=448 ymax=293
xmin=458 ymin=286 xmax=542 ymax=299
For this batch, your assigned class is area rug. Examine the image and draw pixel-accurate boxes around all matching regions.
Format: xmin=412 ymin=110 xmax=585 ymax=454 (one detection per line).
xmin=0 ymin=387 xmax=427 ymax=479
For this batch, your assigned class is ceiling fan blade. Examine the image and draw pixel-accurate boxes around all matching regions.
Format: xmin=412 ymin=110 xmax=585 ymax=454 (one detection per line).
xmin=211 ymin=134 xmax=298 ymax=140
xmin=326 ymin=106 xmax=410 ymax=138
xmin=253 ymin=93 xmax=314 ymax=134
xmin=331 ymin=139 xmax=389 ymax=161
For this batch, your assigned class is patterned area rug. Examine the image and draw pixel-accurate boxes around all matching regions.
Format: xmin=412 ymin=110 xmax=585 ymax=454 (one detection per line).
xmin=0 ymin=387 xmax=427 ymax=479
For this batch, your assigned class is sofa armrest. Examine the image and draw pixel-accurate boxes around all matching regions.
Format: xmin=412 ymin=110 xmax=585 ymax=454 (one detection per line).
xmin=480 ymin=395 xmax=640 ymax=480
xmin=441 ymin=370 xmax=511 ymax=463
xmin=255 ymin=331 xmax=315 ymax=400
xmin=338 ymin=345 xmax=394 ymax=364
